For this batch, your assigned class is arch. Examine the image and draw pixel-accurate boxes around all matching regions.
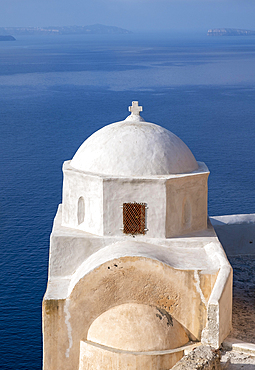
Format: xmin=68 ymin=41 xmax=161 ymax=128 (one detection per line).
xmin=67 ymin=256 xmax=212 ymax=342
xmin=44 ymin=256 xmax=216 ymax=370
xmin=77 ymin=197 xmax=85 ymax=225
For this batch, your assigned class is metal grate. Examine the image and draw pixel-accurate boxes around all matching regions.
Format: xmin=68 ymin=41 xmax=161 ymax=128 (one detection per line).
xmin=123 ymin=202 xmax=146 ymax=235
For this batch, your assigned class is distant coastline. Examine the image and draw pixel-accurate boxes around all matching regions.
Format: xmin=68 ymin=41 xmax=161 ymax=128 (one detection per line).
xmin=208 ymin=28 xmax=255 ymax=36
xmin=0 ymin=35 xmax=15 ymax=41
xmin=0 ymin=24 xmax=132 ymax=36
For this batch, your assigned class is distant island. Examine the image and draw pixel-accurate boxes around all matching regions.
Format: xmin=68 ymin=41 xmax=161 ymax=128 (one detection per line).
xmin=0 ymin=24 xmax=132 ymax=36
xmin=208 ymin=28 xmax=255 ymax=36
xmin=0 ymin=35 xmax=15 ymax=41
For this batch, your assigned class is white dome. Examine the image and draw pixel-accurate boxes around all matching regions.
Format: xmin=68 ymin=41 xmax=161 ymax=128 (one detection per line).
xmin=71 ymin=104 xmax=198 ymax=177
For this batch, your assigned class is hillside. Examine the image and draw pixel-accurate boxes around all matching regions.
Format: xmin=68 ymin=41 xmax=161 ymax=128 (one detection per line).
xmin=0 ymin=35 xmax=15 ymax=41
xmin=208 ymin=28 xmax=255 ymax=36
xmin=0 ymin=24 xmax=132 ymax=36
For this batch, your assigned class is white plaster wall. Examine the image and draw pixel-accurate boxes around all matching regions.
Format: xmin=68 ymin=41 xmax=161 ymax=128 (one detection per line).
xmin=201 ymin=239 xmax=233 ymax=348
xmin=166 ymin=172 xmax=208 ymax=237
xmin=47 ymin=206 xmax=220 ymax=283
xmin=62 ymin=161 xmax=209 ymax=239
xmin=218 ymin=268 xmax=233 ymax=344
xmin=210 ymin=214 xmax=255 ymax=256
xmin=103 ymin=178 xmax=166 ymax=238
xmin=201 ymin=265 xmax=232 ymax=349
xmin=62 ymin=162 xmax=104 ymax=235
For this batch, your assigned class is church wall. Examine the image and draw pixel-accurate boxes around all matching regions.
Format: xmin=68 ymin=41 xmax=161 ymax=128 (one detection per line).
xmin=103 ymin=178 xmax=166 ymax=238
xmin=201 ymin=264 xmax=232 ymax=348
xmin=166 ymin=173 xmax=208 ymax=237
xmin=43 ymin=256 xmax=218 ymax=370
xmin=48 ymin=233 xmax=106 ymax=278
xmin=43 ymin=299 xmax=64 ymax=370
xmin=62 ymin=162 xmax=104 ymax=235
xmin=218 ymin=267 xmax=232 ymax=344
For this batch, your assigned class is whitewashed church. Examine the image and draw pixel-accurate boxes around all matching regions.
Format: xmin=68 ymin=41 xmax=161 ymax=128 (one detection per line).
xmin=43 ymin=102 xmax=232 ymax=370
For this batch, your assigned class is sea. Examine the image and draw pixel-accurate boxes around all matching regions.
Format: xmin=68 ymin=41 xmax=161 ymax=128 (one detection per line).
xmin=0 ymin=32 xmax=255 ymax=369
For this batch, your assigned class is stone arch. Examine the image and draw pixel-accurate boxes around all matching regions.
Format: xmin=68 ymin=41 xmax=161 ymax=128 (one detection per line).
xmin=67 ymin=256 xmax=211 ymax=341
xmin=43 ymin=256 xmax=216 ymax=370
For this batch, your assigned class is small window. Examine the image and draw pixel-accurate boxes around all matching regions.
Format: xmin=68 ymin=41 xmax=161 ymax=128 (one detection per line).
xmin=123 ymin=202 xmax=146 ymax=235
xmin=77 ymin=197 xmax=85 ymax=225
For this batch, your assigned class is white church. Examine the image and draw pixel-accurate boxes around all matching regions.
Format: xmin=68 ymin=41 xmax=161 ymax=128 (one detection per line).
xmin=43 ymin=102 xmax=232 ymax=370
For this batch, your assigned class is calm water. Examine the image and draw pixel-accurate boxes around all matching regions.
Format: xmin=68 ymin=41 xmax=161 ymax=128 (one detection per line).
xmin=1 ymin=33 xmax=255 ymax=369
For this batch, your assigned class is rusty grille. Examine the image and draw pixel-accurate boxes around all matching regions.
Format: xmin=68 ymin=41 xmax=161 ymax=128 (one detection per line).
xmin=123 ymin=203 xmax=146 ymax=235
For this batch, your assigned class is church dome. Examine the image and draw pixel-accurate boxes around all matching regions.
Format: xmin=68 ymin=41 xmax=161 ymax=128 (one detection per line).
xmin=70 ymin=102 xmax=198 ymax=177
xmin=87 ymin=303 xmax=189 ymax=351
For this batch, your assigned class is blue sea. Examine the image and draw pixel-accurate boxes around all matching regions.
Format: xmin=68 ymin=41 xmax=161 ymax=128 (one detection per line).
xmin=1 ymin=32 xmax=255 ymax=369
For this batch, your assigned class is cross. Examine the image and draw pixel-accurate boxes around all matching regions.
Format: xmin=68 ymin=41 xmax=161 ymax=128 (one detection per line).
xmin=128 ymin=101 xmax=143 ymax=116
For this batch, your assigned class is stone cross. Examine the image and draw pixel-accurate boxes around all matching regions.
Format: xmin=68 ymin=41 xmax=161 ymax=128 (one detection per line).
xmin=129 ymin=101 xmax=143 ymax=116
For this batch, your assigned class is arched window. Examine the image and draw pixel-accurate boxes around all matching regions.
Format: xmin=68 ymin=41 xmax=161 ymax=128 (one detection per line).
xmin=77 ymin=197 xmax=85 ymax=225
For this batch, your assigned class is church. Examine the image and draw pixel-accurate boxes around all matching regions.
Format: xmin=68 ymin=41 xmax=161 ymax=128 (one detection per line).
xmin=43 ymin=102 xmax=232 ymax=370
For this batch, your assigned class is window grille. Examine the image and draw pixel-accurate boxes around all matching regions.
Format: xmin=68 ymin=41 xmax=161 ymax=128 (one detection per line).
xmin=123 ymin=202 xmax=146 ymax=235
